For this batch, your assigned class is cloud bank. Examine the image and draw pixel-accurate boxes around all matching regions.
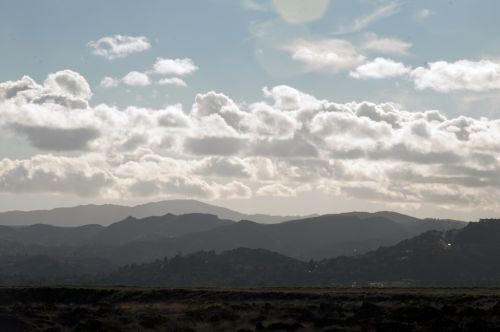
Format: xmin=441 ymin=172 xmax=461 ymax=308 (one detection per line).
xmin=2 ymin=70 xmax=500 ymax=213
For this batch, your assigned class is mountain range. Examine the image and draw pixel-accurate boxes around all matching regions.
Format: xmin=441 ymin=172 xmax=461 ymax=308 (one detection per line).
xmin=2 ymin=200 xmax=494 ymax=286
xmin=107 ymin=219 xmax=500 ymax=287
xmin=0 ymin=210 xmax=465 ymax=262
xmin=0 ymin=200 xmax=306 ymax=227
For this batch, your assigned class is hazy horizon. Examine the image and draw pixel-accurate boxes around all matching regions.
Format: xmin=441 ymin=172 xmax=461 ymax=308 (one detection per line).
xmin=0 ymin=198 xmax=474 ymax=223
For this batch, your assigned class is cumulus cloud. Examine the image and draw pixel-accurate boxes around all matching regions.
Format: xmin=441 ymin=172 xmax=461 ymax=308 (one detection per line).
xmin=11 ymin=125 xmax=100 ymax=151
xmin=193 ymin=157 xmax=252 ymax=178
xmin=87 ymin=35 xmax=151 ymax=60
xmin=217 ymin=181 xmax=252 ymax=199
xmin=100 ymin=56 xmax=196 ymax=88
xmin=128 ymin=176 xmax=251 ymax=200
xmin=157 ymin=106 xmax=190 ymax=128
xmin=100 ymin=76 xmax=119 ymax=88
xmin=3 ymin=70 xmax=500 ymax=212
xmin=44 ymin=70 xmax=92 ymax=100
xmin=121 ymin=71 xmax=151 ymax=86
xmin=0 ymin=155 xmax=112 ymax=197
xmin=286 ymin=39 xmax=366 ymax=72
xmin=157 ymin=77 xmax=187 ymax=87
xmin=153 ymin=57 xmax=199 ymax=76
xmin=410 ymin=60 xmax=500 ymax=92
xmin=361 ymin=33 xmax=411 ymax=55
xmin=185 ymin=137 xmax=247 ymax=156
xmin=252 ymin=136 xmax=318 ymax=158
xmin=350 ymin=57 xmax=411 ymax=79
xmin=0 ymin=75 xmax=89 ymax=110
xmin=0 ymin=76 xmax=42 ymax=101
xmin=345 ymin=58 xmax=500 ymax=93
xmin=242 ymin=103 xmax=299 ymax=138
xmin=256 ymin=184 xmax=296 ymax=197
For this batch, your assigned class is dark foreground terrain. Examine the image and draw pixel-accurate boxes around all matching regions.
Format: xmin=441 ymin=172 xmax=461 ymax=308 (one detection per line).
xmin=1 ymin=287 xmax=500 ymax=331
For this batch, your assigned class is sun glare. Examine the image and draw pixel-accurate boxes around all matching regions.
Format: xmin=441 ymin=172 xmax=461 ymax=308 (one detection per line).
xmin=273 ymin=0 xmax=330 ymax=24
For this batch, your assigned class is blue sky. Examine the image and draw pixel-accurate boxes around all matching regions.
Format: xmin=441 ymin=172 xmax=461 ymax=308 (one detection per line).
xmin=1 ymin=0 xmax=500 ymax=219
xmin=2 ymin=0 xmax=499 ymax=115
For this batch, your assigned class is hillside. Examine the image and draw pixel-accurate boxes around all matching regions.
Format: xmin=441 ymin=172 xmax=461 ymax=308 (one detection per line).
xmin=0 ymin=220 xmax=499 ymax=286
xmin=0 ymin=213 xmax=233 ymax=246
xmin=103 ymin=219 xmax=500 ymax=287
xmin=320 ymin=219 xmax=500 ymax=286
xmin=0 ymin=211 xmax=467 ymax=273
xmin=101 ymin=214 xmax=466 ymax=263
xmin=0 ymin=199 xmax=301 ymax=227
xmin=108 ymin=248 xmax=311 ymax=287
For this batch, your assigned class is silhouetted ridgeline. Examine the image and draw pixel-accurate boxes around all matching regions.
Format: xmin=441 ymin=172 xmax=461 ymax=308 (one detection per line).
xmin=104 ymin=219 xmax=500 ymax=287
xmin=0 ymin=211 xmax=465 ymax=269
xmin=0 ymin=216 xmax=498 ymax=287
xmin=0 ymin=200 xmax=303 ymax=227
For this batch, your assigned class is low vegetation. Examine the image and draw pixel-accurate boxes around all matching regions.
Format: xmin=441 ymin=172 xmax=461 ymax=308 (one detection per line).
xmin=1 ymin=287 xmax=500 ymax=331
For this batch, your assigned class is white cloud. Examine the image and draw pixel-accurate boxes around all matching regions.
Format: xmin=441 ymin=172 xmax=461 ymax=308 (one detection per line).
xmin=153 ymin=57 xmax=199 ymax=76
xmin=0 ymin=155 xmax=113 ymax=197
xmin=100 ymin=76 xmax=119 ymax=88
xmin=44 ymin=70 xmax=92 ymax=100
xmin=263 ymin=85 xmax=318 ymax=111
xmin=194 ymin=157 xmax=252 ymax=178
xmin=100 ymin=56 xmax=195 ymax=88
xmin=410 ymin=60 xmax=500 ymax=92
xmin=350 ymin=58 xmax=411 ymax=79
xmin=333 ymin=2 xmax=401 ymax=35
xmin=361 ymin=33 xmax=411 ymax=55
xmin=286 ymin=39 xmax=366 ymax=72
xmin=122 ymin=71 xmax=151 ymax=87
xmin=87 ymin=35 xmax=151 ymax=60
xmin=217 ymin=181 xmax=252 ymax=199
xmin=157 ymin=77 xmax=187 ymax=87
xmin=256 ymin=184 xmax=296 ymax=197
xmin=11 ymin=125 xmax=100 ymax=151
xmin=3 ymin=71 xmax=500 ymax=212
xmin=242 ymin=103 xmax=299 ymax=139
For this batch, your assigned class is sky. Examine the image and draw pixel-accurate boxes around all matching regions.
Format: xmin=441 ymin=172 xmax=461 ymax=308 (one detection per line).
xmin=1 ymin=0 xmax=500 ymax=220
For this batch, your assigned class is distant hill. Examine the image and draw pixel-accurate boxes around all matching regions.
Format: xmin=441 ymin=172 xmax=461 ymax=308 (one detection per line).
xmin=0 ymin=200 xmax=303 ymax=227
xmin=0 ymin=200 xmax=462 ymax=228
xmin=102 ymin=219 xmax=500 ymax=287
xmin=0 ymin=208 xmax=470 ymax=285
xmin=92 ymin=213 xmax=234 ymax=245
xmin=0 ymin=213 xmax=233 ymax=246
xmin=2 ymin=219 xmax=499 ymax=287
xmin=0 ymin=224 xmax=104 ymax=246
xmin=92 ymin=214 xmax=466 ymax=264
xmin=107 ymin=248 xmax=311 ymax=287
xmin=0 ymin=212 xmax=467 ymax=270
xmin=319 ymin=219 xmax=500 ymax=286
xmin=338 ymin=211 xmax=421 ymax=224
xmin=0 ymin=204 xmax=466 ymax=256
